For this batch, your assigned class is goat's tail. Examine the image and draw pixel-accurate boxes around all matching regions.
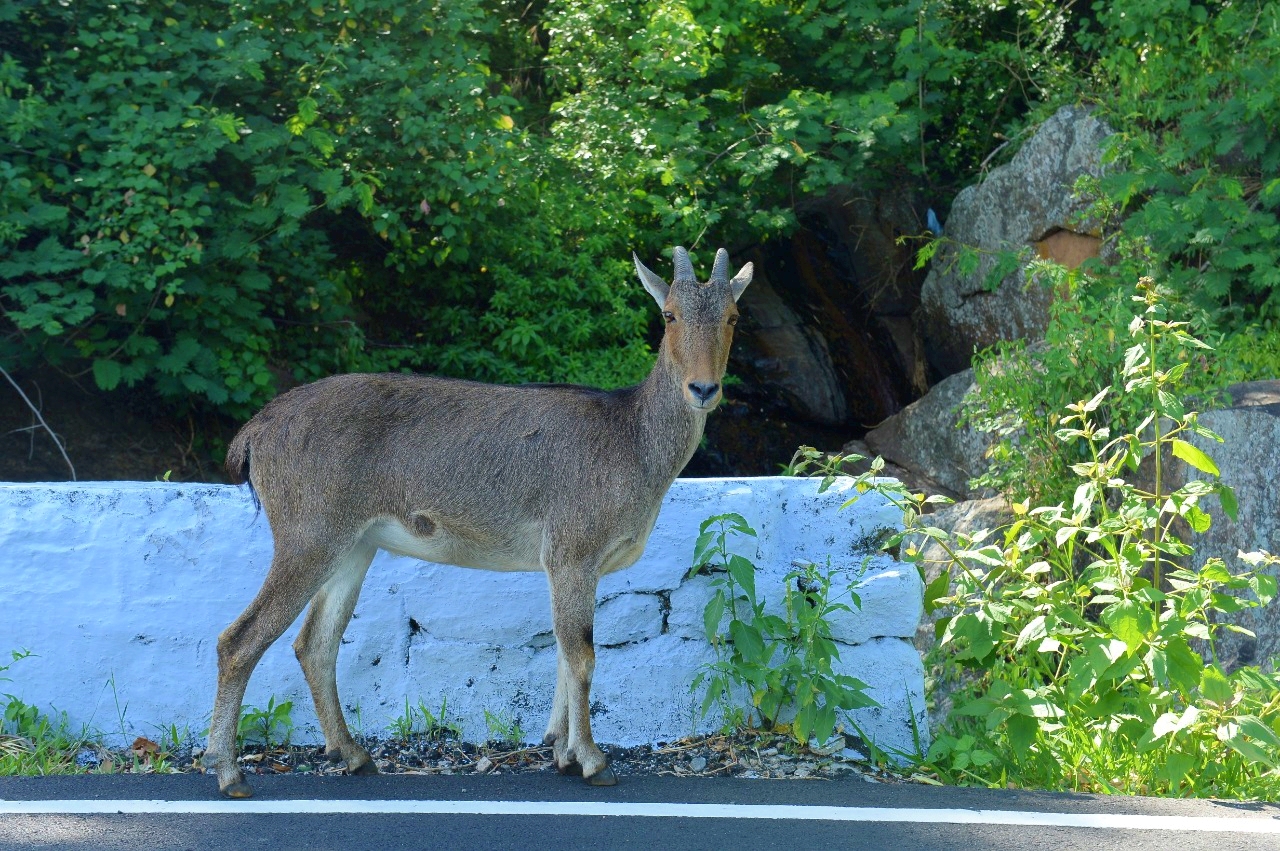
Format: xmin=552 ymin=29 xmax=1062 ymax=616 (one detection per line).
xmin=225 ymin=427 xmax=251 ymax=484
xmin=224 ymin=426 xmax=260 ymax=511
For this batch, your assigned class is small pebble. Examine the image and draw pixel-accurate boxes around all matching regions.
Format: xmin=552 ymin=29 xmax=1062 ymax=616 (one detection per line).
xmin=475 ymin=756 xmax=493 ymax=774
xmin=690 ymin=756 xmax=707 ymax=772
xmin=809 ymin=735 xmax=845 ymax=757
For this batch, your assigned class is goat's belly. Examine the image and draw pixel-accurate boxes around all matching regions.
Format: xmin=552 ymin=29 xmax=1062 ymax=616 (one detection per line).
xmin=364 ymin=517 xmax=543 ymax=573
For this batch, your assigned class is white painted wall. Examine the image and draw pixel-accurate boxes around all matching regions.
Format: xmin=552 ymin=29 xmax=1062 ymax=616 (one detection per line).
xmin=0 ymin=477 xmax=926 ymax=756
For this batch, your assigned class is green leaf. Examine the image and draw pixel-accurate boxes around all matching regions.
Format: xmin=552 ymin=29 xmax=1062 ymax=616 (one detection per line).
xmin=1101 ymin=599 xmax=1155 ymax=650
xmin=923 ymin=569 xmax=951 ymax=614
xmin=726 ymin=554 xmax=757 ymax=604
xmin=1219 ymin=486 xmax=1238 ymax=522
xmin=1171 ymin=439 xmax=1220 ymax=477
xmin=1151 ymin=706 xmax=1201 ymax=742
xmin=1202 ymin=664 xmax=1234 ymax=704
xmin=1159 ymin=750 xmax=1196 ymax=788
xmin=92 ymin=359 xmax=123 ymax=391
xmin=1199 ymin=561 xmax=1233 ymax=584
xmin=957 ymin=547 xmax=1004 ymax=567
xmin=949 ymin=613 xmax=999 ymax=664
xmin=1162 ymin=635 xmax=1205 ymax=697
xmin=729 ymin=620 xmax=767 ymax=665
xmin=1235 ymin=715 xmax=1280 ymax=749
xmin=1014 ymin=614 xmax=1048 ymax=652
xmin=1184 ymin=503 xmax=1211 ymax=534
xmin=1006 ymin=713 xmax=1038 ymax=753
xmin=702 ymin=591 xmax=726 ymax=642
xmin=1216 ymin=718 xmax=1280 ymax=768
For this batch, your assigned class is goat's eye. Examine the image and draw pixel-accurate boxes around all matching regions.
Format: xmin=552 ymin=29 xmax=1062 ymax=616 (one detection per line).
xmin=727 ymin=315 xmax=739 ymax=327
xmin=663 ymin=311 xmax=676 ymax=324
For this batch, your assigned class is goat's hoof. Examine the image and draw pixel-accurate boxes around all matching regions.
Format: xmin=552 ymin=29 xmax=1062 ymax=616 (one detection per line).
xmin=220 ymin=780 xmax=255 ymax=799
xmin=349 ymin=758 xmax=379 ymax=776
xmin=585 ymin=766 xmax=617 ymax=787
xmin=556 ymin=760 xmax=583 ymax=777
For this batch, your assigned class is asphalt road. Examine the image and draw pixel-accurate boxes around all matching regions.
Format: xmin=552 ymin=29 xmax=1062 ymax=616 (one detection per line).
xmin=2 ymin=773 xmax=1278 ymax=850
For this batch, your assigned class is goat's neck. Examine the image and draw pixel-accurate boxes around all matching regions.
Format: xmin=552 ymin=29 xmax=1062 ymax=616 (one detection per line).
xmin=629 ymin=351 xmax=707 ymax=482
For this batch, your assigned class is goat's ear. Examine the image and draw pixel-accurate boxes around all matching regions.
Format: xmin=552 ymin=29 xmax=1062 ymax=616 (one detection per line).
xmin=730 ymin=262 xmax=754 ymax=303
xmin=633 ymin=252 xmax=670 ymax=308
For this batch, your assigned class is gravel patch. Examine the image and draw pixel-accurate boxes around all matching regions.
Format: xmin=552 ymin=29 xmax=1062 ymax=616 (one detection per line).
xmin=123 ymin=730 xmax=931 ymax=785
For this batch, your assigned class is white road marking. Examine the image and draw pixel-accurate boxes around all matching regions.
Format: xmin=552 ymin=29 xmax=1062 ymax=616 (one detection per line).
xmin=0 ymin=799 xmax=1276 ymax=833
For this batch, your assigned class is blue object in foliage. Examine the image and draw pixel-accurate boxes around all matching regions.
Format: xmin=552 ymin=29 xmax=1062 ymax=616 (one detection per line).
xmin=926 ymin=207 xmax=943 ymax=237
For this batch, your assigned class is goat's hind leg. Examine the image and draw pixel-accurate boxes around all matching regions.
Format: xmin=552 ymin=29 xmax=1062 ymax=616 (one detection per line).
xmin=293 ymin=542 xmax=378 ymax=776
xmin=205 ymin=544 xmax=337 ymax=798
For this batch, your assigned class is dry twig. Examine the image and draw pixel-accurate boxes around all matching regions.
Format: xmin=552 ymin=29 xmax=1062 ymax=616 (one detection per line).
xmin=0 ymin=365 xmax=75 ymax=480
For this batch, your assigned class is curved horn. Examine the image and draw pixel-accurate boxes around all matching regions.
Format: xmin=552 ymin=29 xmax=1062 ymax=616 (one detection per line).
xmin=671 ymin=246 xmax=695 ymax=283
xmin=710 ymin=248 xmax=730 ymax=284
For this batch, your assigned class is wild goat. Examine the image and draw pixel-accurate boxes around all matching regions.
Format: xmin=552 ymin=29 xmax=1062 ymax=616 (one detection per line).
xmin=203 ymin=247 xmax=753 ymax=796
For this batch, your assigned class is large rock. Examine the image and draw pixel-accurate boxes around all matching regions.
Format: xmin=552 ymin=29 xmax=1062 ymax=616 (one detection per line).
xmin=919 ymin=105 xmax=1114 ymax=376
xmin=730 ymin=269 xmax=849 ymax=426
xmin=862 ymin=368 xmax=993 ymax=500
xmin=1186 ymin=381 xmax=1280 ymax=670
xmin=727 ymin=188 xmax=931 ymax=433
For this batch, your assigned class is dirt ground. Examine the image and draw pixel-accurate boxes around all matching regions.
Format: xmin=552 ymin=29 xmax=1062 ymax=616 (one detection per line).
xmin=0 ymin=366 xmax=234 ymax=484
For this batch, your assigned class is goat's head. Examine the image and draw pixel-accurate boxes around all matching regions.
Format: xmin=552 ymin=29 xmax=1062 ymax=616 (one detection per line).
xmin=633 ymin=246 xmax=753 ymax=411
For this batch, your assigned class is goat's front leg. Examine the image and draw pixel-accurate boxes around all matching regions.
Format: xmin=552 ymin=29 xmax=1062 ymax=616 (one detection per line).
xmin=543 ymin=562 xmax=614 ymax=786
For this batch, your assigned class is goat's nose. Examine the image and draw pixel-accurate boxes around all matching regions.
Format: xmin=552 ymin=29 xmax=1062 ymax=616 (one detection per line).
xmin=688 ymin=382 xmax=720 ymax=404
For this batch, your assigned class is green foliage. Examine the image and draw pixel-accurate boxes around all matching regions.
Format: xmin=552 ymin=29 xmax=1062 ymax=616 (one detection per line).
xmin=547 ymin=0 xmax=1074 ymax=239
xmin=1 ymin=0 xmax=1075 ymax=424
xmin=0 ymin=650 xmax=92 ymax=775
xmin=861 ymin=282 xmax=1280 ymax=797
xmin=0 ymin=0 xmax=654 ymax=418
xmin=963 ymin=262 xmax=1226 ymax=505
xmin=690 ymin=512 xmax=878 ymax=746
xmin=1080 ymin=1 xmax=1280 ymax=329
xmin=1217 ymin=322 xmax=1280 ymax=385
xmin=481 ymin=708 xmax=525 ymax=748
xmin=237 ymin=696 xmax=294 ymax=749
xmin=389 ymin=696 xmax=463 ymax=743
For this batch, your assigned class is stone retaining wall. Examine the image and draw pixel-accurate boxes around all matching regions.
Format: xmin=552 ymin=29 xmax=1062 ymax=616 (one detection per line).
xmin=0 ymin=477 xmax=926 ymax=755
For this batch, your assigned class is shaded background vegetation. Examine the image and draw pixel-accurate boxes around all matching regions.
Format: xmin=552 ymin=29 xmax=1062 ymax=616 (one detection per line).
xmin=1 ymin=0 xmax=1277 ymax=475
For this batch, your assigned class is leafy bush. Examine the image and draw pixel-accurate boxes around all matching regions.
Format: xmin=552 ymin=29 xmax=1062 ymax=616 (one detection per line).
xmin=236 ymin=696 xmax=294 ymax=749
xmin=689 ymin=512 xmax=877 ymax=746
xmin=1 ymin=0 xmax=1077 ymax=424
xmin=962 ymin=259 xmax=1226 ymax=505
xmin=869 ymin=280 xmax=1280 ymax=797
xmin=1081 ymin=0 xmax=1280 ymax=328
xmin=0 ymin=0 xmax=654 ymax=418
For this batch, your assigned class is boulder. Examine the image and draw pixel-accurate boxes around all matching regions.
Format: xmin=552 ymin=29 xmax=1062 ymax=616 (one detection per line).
xmin=729 ymin=269 xmax=849 ymax=426
xmin=837 ymin=438 xmax=956 ymax=500
xmin=862 ymin=368 xmax=993 ymax=500
xmin=1185 ymin=380 xmax=1280 ymax=670
xmin=918 ymin=105 xmax=1114 ymax=376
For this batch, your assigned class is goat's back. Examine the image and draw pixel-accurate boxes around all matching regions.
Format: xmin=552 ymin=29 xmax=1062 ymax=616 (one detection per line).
xmin=226 ymin=372 xmax=695 ymax=569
